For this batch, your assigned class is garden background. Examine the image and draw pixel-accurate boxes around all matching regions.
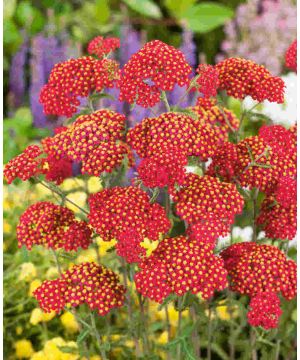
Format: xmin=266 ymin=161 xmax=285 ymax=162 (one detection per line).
xmin=3 ymin=0 xmax=297 ymax=359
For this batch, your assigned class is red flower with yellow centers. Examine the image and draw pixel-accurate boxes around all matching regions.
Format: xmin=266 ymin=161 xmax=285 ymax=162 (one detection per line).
xmin=4 ymin=145 xmax=42 ymax=184
xmin=88 ymin=186 xmax=171 ymax=243
xmin=17 ymin=202 xmax=92 ymax=251
xmin=216 ymin=58 xmax=285 ymax=103
xmin=119 ymin=40 xmax=192 ymax=108
xmin=115 ymin=229 xmax=146 ymax=264
xmin=127 ymin=112 xmax=219 ymax=161
xmin=46 ymin=110 xmax=133 ymax=177
xmin=137 ymin=146 xmax=187 ymax=188
xmin=191 ymin=98 xmax=239 ymax=143
xmin=221 ymin=243 xmax=297 ymax=300
xmin=34 ymin=262 xmax=126 ymax=315
xmin=135 ymin=236 xmax=228 ymax=303
xmin=285 ymin=39 xmax=297 ymax=72
xmin=87 ymin=36 xmax=120 ymax=58
xmin=39 ymin=57 xmax=120 ymax=117
xmin=195 ymin=64 xmax=219 ymax=98
xmin=173 ymin=174 xmax=244 ymax=236
xmin=247 ymin=292 xmax=282 ymax=330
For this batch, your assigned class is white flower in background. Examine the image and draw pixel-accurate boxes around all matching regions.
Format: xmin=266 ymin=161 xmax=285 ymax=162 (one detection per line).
xmin=243 ymin=72 xmax=297 ymax=127
xmin=218 ymin=226 xmax=254 ymax=248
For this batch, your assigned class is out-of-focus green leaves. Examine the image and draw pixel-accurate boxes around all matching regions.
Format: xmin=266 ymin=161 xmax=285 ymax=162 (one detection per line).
xmin=4 ymin=107 xmax=50 ymax=163
xmin=181 ymin=2 xmax=234 ymax=33
xmin=123 ymin=0 xmax=162 ymax=19
xmin=15 ymin=1 xmax=45 ymax=34
xmin=4 ymin=0 xmax=17 ymax=19
xmin=3 ymin=19 xmax=22 ymax=53
xmin=164 ymin=0 xmax=196 ymax=17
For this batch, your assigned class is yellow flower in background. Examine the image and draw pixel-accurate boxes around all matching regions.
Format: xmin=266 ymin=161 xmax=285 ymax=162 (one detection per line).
xmin=42 ymin=337 xmax=79 ymax=360
xmin=18 ymin=262 xmax=37 ymax=282
xmin=60 ymin=312 xmax=79 ymax=333
xmin=65 ymin=191 xmax=87 ymax=213
xmin=141 ymin=238 xmax=159 ymax=257
xmin=31 ymin=352 xmax=45 ymax=360
xmin=35 ymin=183 xmax=52 ymax=198
xmin=96 ymin=238 xmax=116 ymax=257
xmin=16 ymin=326 xmax=23 ymax=335
xmin=3 ymin=220 xmax=12 ymax=233
xmin=60 ymin=178 xmax=84 ymax=192
xmin=46 ymin=267 xmax=59 ymax=279
xmin=28 ymin=279 xmax=42 ymax=296
xmin=30 ymin=308 xmax=56 ymax=325
xmin=157 ymin=331 xmax=168 ymax=344
xmin=15 ymin=339 xmax=34 ymax=359
xmin=87 ymin=176 xmax=103 ymax=193
xmin=153 ymin=304 xmax=189 ymax=327
xmin=76 ymin=248 xmax=97 ymax=264
xmin=216 ymin=300 xmax=239 ymax=321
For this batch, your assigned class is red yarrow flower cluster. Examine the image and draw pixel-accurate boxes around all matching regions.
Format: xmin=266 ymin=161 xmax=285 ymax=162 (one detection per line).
xmin=40 ymin=57 xmax=120 ymax=117
xmin=115 ymin=229 xmax=146 ymax=264
xmin=4 ymin=145 xmax=42 ymax=184
xmin=46 ymin=110 xmax=133 ymax=177
xmin=192 ymin=98 xmax=239 ymax=143
xmin=135 ymin=236 xmax=228 ymax=303
xmin=88 ymin=186 xmax=171 ymax=243
xmin=87 ymin=36 xmax=120 ymax=58
xmin=17 ymin=202 xmax=92 ymax=251
xmin=127 ymin=112 xmax=219 ymax=161
xmin=285 ymin=39 xmax=297 ymax=72
xmin=137 ymin=146 xmax=187 ymax=188
xmin=195 ymin=64 xmax=219 ymax=98
xmin=119 ymin=40 xmax=192 ymax=108
xmin=247 ymin=292 xmax=282 ymax=329
xmin=174 ymin=174 xmax=244 ymax=238
xmin=216 ymin=58 xmax=285 ymax=103
xmin=34 ymin=262 xmax=126 ymax=315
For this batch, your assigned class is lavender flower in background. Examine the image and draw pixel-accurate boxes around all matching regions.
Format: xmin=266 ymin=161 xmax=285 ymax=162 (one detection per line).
xmin=169 ymin=28 xmax=197 ymax=107
xmin=218 ymin=0 xmax=297 ymax=75
xmin=29 ymin=34 xmax=69 ymax=128
xmin=9 ymin=38 xmax=28 ymax=109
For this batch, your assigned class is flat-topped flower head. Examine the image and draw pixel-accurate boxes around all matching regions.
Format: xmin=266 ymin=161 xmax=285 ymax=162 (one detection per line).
xmin=195 ymin=64 xmax=219 ymax=98
xmin=127 ymin=112 xmax=219 ymax=161
xmin=17 ymin=202 xmax=92 ymax=251
xmin=40 ymin=57 xmax=120 ymax=117
xmin=119 ymin=40 xmax=192 ymax=108
xmin=174 ymin=174 xmax=244 ymax=236
xmin=87 ymin=36 xmax=120 ymax=58
xmin=192 ymin=98 xmax=239 ymax=143
xmin=285 ymin=40 xmax=297 ymax=72
xmin=216 ymin=58 xmax=285 ymax=103
xmin=135 ymin=236 xmax=228 ymax=303
xmin=4 ymin=145 xmax=42 ymax=184
xmin=88 ymin=186 xmax=170 ymax=243
xmin=34 ymin=262 xmax=126 ymax=315
xmin=221 ymin=243 xmax=297 ymax=300
xmin=115 ymin=229 xmax=146 ymax=264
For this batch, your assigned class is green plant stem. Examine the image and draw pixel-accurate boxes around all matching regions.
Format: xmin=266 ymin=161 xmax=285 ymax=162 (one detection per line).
xmin=120 ymin=259 xmax=141 ymax=357
xmin=90 ymin=312 xmax=107 ymax=360
xmin=275 ymin=340 xmax=281 ymax=360
xmin=161 ymin=91 xmax=171 ymax=112
xmin=51 ymin=249 xmax=62 ymax=275
xmin=250 ymin=328 xmax=257 ymax=360
xmin=252 ymin=188 xmax=259 ymax=242
xmin=190 ymin=305 xmax=201 ymax=359
xmin=176 ymin=75 xmax=199 ymax=107
xmin=176 ymin=294 xmax=187 ymax=360
xmin=207 ymin=304 xmax=212 ymax=360
xmin=165 ymin=306 xmax=172 ymax=360
xmin=138 ymin=294 xmax=150 ymax=355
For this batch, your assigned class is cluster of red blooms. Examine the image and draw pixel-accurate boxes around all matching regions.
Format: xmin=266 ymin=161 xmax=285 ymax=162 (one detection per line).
xmin=119 ymin=40 xmax=192 ymax=108
xmin=137 ymin=146 xmax=187 ymax=188
xmin=87 ymin=36 xmax=120 ymax=58
xmin=135 ymin=236 xmax=228 ymax=303
xmin=247 ymin=292 xmax=282 ymax=329
xmin=46 ymin=110 xmax=133 ymax=177
xmin=88 ymin=186 xmax=170 ymax=245
xmin=127 ymin=112 xmax=219 ymax=161
xmin=285 ymin=39 xmax=297 ymax=72
xmin=216 ymin=58 xmax=285 ymax=103
xmin=115 ymin=229 xmax=146 ymax=264
xmin=40 ymin=57 xmax=120 ymax=117
xmin=174 ymin=174 xmax=244 ymax=240
xmin=257 ymin=177 xmax=296 ymax=240
xmin=192 ymin=98 xmax=240 ymax=143
xmin=17 ymin=202 xmax=92 ymax=251
xmin=4 ymin=145 xmax=42 ymax=184
xmin=221 ymin=242 xmax=296 ymax=329
xmin=34 ymin=262 xmax=126 ymax=315
xmin=195 ymin=64 xmax=219 ymax=98
xmin=3 ymin=139 xmax=73 ymax=185
xmin=208 ymin=125 xmax=296 ymax=192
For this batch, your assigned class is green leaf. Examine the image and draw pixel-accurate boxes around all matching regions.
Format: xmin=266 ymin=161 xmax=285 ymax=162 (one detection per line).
xmin=76 ymin=329 xmax=90 ymax=344
xmin=58 ymin=346 xmax=78 ymax=354
xmin=123 ymin=0 xmax=162 ymax=19
xmin=164 ymin=0 xmax=196 ymax=15
xmin=95 ymin=0 xmax=110 ymax=23
xmin=89 ymin=92 xmax=115 ymax=101
xmin=4 ymin=0 xmax=16 ymax=19
xmin=182 ymin=2 xmax=234 ymax=33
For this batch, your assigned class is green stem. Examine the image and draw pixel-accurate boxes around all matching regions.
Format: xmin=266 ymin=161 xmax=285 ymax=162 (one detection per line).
xmin=190 ymin=305 xmax=201 ymax=359
xmin=51 ymin=249 xmax=62 ymax=276
xmin=138 ymin=294 xmax=150 ymax=355
xmin=161 ymin=91 xmax=171 ymax=112
xmin=165 ymin=306 xmax=172 ymax=360
xmin=207 ymin=304 xmax=212 ymax=360
xmin=250 ymin=328 xmax=257 ymax=360
xmin=252 ymin=188 xmax=259 ymax=242
xmin=90 ymin=312 xmax=107 ymax=360
xmin=176 ymin=75 xmax=199 ymax=107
